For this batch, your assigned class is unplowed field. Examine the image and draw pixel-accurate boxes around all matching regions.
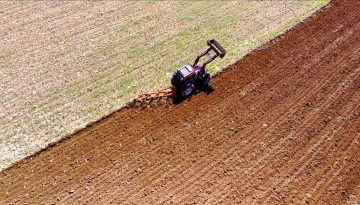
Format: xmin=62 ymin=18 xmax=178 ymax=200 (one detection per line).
xmin=1 ymin=0 xmax=359 ymax=204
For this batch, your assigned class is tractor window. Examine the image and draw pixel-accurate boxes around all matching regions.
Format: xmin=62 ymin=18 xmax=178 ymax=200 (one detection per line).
xmin=179 ymin=65 xmax=194 ymax=78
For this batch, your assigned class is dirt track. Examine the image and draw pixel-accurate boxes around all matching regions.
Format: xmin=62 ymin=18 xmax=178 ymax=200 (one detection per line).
xmin=1 ymin=1 xmax=359 ymax=204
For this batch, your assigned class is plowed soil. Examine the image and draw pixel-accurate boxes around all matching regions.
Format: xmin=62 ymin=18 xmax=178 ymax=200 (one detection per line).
xmin=1 ymin=0 xmax=359 ymax=204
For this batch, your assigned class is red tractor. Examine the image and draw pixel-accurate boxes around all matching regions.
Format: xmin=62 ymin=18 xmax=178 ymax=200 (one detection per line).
xmin=130 ymin=39 xmax=226 ymax=107
xmin=170 ymin=39 xmax=226 ymax=101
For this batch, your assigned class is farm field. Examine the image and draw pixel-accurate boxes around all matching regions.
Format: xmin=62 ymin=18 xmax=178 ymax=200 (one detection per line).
xmin=1 ymin=0 xmax=359 ymax=204
xmin=0 ymin=1 xmax=329 ymax=170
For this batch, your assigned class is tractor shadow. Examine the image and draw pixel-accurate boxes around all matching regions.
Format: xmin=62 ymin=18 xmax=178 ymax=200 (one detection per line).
xmin=202 ymin=86 xmax=214 ymax=95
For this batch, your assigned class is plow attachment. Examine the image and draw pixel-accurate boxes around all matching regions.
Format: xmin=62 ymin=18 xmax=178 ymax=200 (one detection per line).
xmin=128 ymin=88 xmax=173 ymax=108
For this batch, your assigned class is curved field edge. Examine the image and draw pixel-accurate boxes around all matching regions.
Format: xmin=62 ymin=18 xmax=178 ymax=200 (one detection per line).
xmin=0 ymin=0 xmax=329 ymax=170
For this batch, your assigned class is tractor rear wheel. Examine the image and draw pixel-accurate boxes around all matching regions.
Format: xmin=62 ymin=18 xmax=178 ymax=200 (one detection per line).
xmin=195 ymin=73 xmax=210 ymax=90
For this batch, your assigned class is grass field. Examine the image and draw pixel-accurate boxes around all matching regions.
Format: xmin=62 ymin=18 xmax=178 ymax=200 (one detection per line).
xmin=0 ymin=0 xmax=329 ymax=170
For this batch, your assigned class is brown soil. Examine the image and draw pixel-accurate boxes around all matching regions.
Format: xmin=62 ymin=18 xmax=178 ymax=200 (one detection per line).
xmin=1 ymin=0 xmax=359 ymax=204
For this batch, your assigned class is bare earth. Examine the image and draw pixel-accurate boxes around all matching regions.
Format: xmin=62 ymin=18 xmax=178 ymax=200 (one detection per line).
xmin=0 ymin=1 xmax=329 ymax=170
xmin=1 ymin=0 xmax=359 ymax=204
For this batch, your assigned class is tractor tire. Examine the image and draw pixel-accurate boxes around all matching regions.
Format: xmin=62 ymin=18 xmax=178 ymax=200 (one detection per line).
xmin=181 ymin=84 xmax=194 ymax=98
xmin=195 ymin=73 xmax=210 ymax=90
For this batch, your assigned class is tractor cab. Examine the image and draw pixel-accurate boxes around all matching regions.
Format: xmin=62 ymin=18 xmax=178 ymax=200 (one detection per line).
xmin=171 ymin=65 xmax=196 ymax=99
xmin=171 ymin=65 xmax=196 ymax=86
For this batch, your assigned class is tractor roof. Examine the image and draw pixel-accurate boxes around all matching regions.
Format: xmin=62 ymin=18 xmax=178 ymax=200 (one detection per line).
xmin=178 ymin=65 xmax=195 ymax=79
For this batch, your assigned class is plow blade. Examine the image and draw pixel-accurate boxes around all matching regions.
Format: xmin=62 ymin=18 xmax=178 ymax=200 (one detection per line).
xmin=128 ymin=88 xmax=173 ymax=108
